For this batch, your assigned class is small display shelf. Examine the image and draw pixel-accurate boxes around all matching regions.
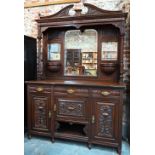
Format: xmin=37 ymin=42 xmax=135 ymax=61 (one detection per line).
xmin=100 ymin=62 xmax=118 ymax=74
xmin=47 ymin=61 xmax=61 ymax=72
xmin=55 ymin=121 xmax=87 ymax=137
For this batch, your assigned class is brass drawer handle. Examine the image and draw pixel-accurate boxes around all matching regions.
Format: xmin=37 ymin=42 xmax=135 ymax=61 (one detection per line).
xmin=68 ymin=106 xmax=75 ymax=110
xmin=101 ymin=91 xmax=110 ymax=96
xmin=54 ymin=104 xmax=57 ymax=112
xmin=102 ymin=112 xmax=109 ymax=116
xmin=49 ymin=111 xmax=51 ymax=118
xmin=67 ymin=89 xmax=75 ymax=94
xmin=92 ymin=115 xmax=95 ymax=124
xmin=38 ymin=106 xmax=43 ymax=110
xmin=36 ymin=87 xmax=44 ymax=92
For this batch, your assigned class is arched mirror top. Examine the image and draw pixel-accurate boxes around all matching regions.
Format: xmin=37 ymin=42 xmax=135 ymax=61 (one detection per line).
xmin=64 ymin=29 xmax=98 ymax=77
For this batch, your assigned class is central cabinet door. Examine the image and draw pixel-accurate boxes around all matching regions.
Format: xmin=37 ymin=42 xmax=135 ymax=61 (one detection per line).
xmin=92 ymin=98 xmax=119 ymax=143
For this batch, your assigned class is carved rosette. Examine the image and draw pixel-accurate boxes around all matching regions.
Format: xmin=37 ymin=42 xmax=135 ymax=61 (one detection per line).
xmin=98 ymin=105 xmax=113 ymax=137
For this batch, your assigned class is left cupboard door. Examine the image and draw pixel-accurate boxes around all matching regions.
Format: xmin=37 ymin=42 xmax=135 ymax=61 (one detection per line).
xmin=27 ymin=86 xmax=52 ymax=137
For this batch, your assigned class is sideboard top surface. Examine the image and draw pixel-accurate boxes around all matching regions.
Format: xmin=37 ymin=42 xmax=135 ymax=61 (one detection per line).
xmin=25 ymin=80 xmax=125 ymax=89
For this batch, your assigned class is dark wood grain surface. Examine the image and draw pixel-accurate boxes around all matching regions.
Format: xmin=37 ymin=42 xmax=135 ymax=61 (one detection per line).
xmin=26 ymin=80 xmax=125 ymax=88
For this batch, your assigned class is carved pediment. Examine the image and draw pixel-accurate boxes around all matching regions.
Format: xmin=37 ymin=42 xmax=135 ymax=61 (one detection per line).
xmin=38 ymin=3 xmax=125 ymax=21
xmin=85 ymin=3 xmax=122 ymax=16
xmin=40 ymin=5 xmax=74 ymax=19
xmin=36 ymin=3 xmax=127 ymax=34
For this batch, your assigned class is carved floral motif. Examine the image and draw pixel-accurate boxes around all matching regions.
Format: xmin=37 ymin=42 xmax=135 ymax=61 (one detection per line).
xmin=34 ymin=98 xmax=48 ymax=129
xmin=98 ymin=104 xmax=113 ymax=137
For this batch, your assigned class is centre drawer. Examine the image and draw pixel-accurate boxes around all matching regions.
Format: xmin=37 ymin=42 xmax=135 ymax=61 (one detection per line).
xmin=55 ymin=97 xmax=89 ymax=122
xmin=54 ymin=86 xmax=89 ymax=97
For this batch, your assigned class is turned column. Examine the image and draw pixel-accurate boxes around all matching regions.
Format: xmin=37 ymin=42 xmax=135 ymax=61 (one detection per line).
xmin=119 ymin=33 xmax=125 ymax=83
xmin=37 ymin=24 xmax=43 ymax=80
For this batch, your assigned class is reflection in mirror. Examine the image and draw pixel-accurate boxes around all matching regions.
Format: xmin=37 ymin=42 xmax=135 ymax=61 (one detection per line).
xmin=48 ymin=43 xmax=61 ymax=61
xmin=64 ymin=29 xmax=98 ymax=76
xmin=101 ymin=42 xmax=118 ymax=61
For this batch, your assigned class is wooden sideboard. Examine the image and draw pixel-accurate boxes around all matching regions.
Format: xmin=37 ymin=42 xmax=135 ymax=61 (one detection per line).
xmin=26 ymin=80 xmax=125 ymax=154
xmin=25 ymin=3 xmax=127 ymax=155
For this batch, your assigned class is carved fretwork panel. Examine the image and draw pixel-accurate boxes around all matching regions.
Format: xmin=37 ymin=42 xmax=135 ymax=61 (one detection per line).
xmin=32 ymin=96 xmax=49 ymax=130
xmin=57 ymin=99 xmax=85 ymax=117
xmin=94 ymin=101 xmax=116 ymax=139
xmin=98 ymin=103 xmax=113 ymax=137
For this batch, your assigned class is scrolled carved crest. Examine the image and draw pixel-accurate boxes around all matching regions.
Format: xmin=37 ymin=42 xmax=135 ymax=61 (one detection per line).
xmin=38 ymin=3 xmax=123 ymax=20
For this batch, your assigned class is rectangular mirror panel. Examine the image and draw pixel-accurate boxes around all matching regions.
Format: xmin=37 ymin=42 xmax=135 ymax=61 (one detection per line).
xmin=64 ymin=29 xmax=98 ymax=77
xmin=48 ymin=43 xmax=61 ymax=61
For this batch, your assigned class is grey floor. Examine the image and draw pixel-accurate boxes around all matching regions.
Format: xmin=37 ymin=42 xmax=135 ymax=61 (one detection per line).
xmin=24 ymin=136 xmax=130 ymax=155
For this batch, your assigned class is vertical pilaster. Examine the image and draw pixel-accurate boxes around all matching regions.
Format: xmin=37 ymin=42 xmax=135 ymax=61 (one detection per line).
xmin=37 ymin=24 xmax=43 ymax=80
xmin=119 ymin=33 xmax=125 ymax=83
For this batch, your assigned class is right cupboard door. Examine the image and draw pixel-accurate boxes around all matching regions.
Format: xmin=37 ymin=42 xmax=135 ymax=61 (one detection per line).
xmin=92 ymin=98 xmax=120 ymax=144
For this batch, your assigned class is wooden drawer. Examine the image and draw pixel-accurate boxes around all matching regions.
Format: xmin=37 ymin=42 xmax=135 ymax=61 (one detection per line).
xmin=54 ymin=86 xmax=89 ymax=97
xmin=28 ymin=85 xmax=51 ymax=94
xmin=55 ymin=98 xmax=88 ymax=122
xmin=91 ymin=88 xmax=120 ymax=98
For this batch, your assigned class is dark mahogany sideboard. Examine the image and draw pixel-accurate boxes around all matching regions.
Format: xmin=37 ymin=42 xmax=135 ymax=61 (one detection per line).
xmin=26 ymin=80 xmax=125 ymax=154
xmin=26 ymin=3 xmax=127 ymax=155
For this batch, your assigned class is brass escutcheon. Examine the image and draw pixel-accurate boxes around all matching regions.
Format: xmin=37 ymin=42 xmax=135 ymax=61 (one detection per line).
xmin=36 ymin=87 xmax=44 ymax=92
xmin=54 ymin=104 xmax=57 ymax=112
xmin=68 ymin=106 xmax=75 ymax=110
xmin=92 ymin=115 xmax=95 ymax=124
xmin=102 ymin=112 xmax=109 ymax=116
xmin=49 ymin=111 xmax=52 ymax=118
xmin=67 ymin=89 xmax=75 ymax=94
xmin=101 ymin=91 xmax=110 ymax=96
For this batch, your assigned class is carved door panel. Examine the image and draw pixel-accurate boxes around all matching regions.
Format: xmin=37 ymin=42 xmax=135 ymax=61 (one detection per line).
xmin=92 ymin=99 xmax=119 ymax=142
xmin=55 ymin=97 xmax=89 ymax=122
xmin=29 ymin=93 xmax=51 ymax=133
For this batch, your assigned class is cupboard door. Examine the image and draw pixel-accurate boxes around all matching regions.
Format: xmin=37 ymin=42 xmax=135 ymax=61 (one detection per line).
xmin=28 ymin=93 xmax=51 ymax=133
xmin=55 ymin=97 xmax=89 ymax=123
xmin=92 ymin=99 xmax=119 ymax=142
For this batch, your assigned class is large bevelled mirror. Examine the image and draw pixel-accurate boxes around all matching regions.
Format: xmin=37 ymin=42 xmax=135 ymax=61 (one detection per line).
xmin=64 ymin=29 xmax=98 ymax=77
